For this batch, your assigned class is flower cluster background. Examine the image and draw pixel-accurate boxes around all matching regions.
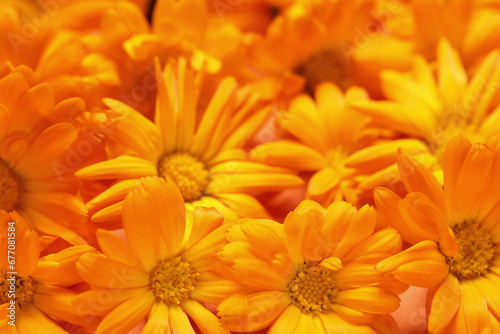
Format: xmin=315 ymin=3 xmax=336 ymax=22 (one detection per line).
xmin=1 ymin=0 xmax=500 ymax=333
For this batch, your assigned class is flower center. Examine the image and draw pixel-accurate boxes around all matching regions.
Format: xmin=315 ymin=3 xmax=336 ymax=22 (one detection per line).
xmin=446 ymin=221 xmax=495 ymax=280
xmin=286 ymin=262 xmax=338 ymax=315
xmin=427 ymin=112 xmax=481 ymax=163
xmin=157 ymin=152 xmax=209 ymax=202
xmin=297 ymin=48 xmax=351 ymax=94
xmin=0 ymin=273 xmax=36 ymax=306
xmin=0 ymin=159 xmax=22 ymax=212
xmin=149 ymin=256 xmax=199 ymax=304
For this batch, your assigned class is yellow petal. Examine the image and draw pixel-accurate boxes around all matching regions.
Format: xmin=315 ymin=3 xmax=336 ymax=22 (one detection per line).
xmin=142 ymin=302 xmax=170 ymax=334
xmin=250 ymin=141 xmax=327 ymax=171
xmin=218 ymin=291 xmax=290 ymax=332
xmin=181 ymin=299 xmax=229 ymax=334
xmin=75 ymin=155 xmax=156 ymax=180
xmin=168 ymin=304 xmax=195 ymax=334
xmin=335 ymin=287 xmax=400 ymax=314
xmin=428 ymin=275 xmax=461 ymax=333
xmin=77 ymin=253 xmax=149 ymax=289
xmin=95 ymin=291 xmax=155 ymax=334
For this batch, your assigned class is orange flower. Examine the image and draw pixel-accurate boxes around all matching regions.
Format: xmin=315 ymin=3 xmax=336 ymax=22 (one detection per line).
xmin=0 ymin=211 xmax=96 ymax=333
xmin=250 ymin=82 xmax=412 ymax=207
xmin=375 ymin=135 xmax=500 ymax=333
xmin=350 ymin=39 xmax=500 ymax=192
xmin=218 ymin=200 xmax=404 ymax=333
xmin=0 ymin=2 xmax=121 ymax=107
xmin=75 ymin=176 xmax=237 ymax=334
xmin=411 ymin=0 xmax=500 ymax=67
xmin=76 ymin=58 xmax=303 ymax=223
xmin=0 ymin=65 xmax=88 ymax=244
xmin=246 ymin=0 xmax=413 ymax=96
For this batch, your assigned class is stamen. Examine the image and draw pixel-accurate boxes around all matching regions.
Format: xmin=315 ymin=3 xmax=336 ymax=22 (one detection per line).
xmin=446 ymin=221 xmax=495 ymax=280
xmin=0 ymin=159 xmax=22 ymax=212
xmin=297 ymin=48 xmax=351 ymax=94
xmin=157 ymin=152 xmax=209 ymax=202
xmin=286 ymin=262 xmax=337 ymax=315
xmin=0 ymin=272 xmax=36 ymax=306
xmin=149 ymin=256 xmax=199 ymax=304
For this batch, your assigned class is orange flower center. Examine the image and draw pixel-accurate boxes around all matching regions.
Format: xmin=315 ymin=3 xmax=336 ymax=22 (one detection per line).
xmin=298 ymin=48 xmax=351 ymax=94
xmin=446 ymin=221 xmax=495 ymax=280
xmin=0 ymin=273 xmax=36 ymax=306
xmin=286 ymin=262 xmax=338 ymax=315
xmin=149 ymin=256 xmax=199 ymax=304
xmin=0 ymin=159 xmax=22 ymax=212
xmin=157 ymin=152 xmax=209 ymax=202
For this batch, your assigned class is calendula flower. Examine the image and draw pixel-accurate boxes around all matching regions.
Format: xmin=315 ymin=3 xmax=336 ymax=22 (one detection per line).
xmin=350 ymin=39 xmax=500 ymax=191
xmin=0 ymin=65 xmax=88 ymax=244
xmin=0 ymin=211 xmax=96 ymax=333
xmin=218 ymin=199 xmax=404 ymax=333
xmin=375 ymin=135 xmax=500 ymax=333
xmin=411 ymin=0 xmax=500 ymax=67
xmin=76 ymin=58 xmax=302 ymax=222
xmin=75 ymin=176 xmax=237 ymax=334
xmin=251 ymin=82 xmax=422 ymax=207
xmin=247 ymin=0 xmax=413 ymax=96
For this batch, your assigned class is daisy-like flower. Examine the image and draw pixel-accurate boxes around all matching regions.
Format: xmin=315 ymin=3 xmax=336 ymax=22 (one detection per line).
xmin=0 ymin=2 xmax=121 ymax=107
xmin=247 ymin=0 xmax=413 ymax=96
xmin=250 ymin=82 xmax=424 ymax=207
xmin=0 ymin=211 xmax=96 ymax=333
xmin=217 ymin=199 xmax=404 ymax=333
xmin=411 ymin=0 xmax=500 ymax=67
xmin=75 ymin=176 xmax=238 ymax=334
xmin=76 ymin=58 xmax=303 ymax=222
xmin=350 ymin=39 xmax=500 ymax=190
xmin=0 ymin=65 xmax=87 ymax=244
xmin=375 ymin=135 xmax=500 ymax=333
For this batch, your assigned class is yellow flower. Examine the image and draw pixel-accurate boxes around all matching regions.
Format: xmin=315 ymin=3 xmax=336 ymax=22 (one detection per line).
xmin=217 ymin=199 xmax=404 ymax=333
xmin=350 ymin=39 xmax=500 ymax=191
xmin=411 ymin=0 xmax=500 ymax=67
xmin=251 ymin=82 xmax=415 ymax=207
xmin=76 ymin=58 xmax=303 ymax=222
xmin=75 ymin=176 xmax=238 ymax=334
xmin=0 ymin=211 xmax=96 ymax=333
xmin=375 ymin=135 xmax=500 ymax=333
xmin=247 ymin=0 xmax=413 ymax=96
xmin=0 ymin=65 xmax=88 ymax=244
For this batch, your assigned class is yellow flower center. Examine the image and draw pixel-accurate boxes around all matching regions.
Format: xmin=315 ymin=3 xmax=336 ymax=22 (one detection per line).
xmin=0 ymin=273 xmax=36 ymax=306
xmin=0 ymin=159 xmax=22 ymax=212
xmin=446 ymin=221 xmax=495 ymax=280
xmin=149 ymin=256 xmax=199 ymax=304
xmin=298 ymin=48 xmax=351 ymax=94
xmin=157 ymin=152 xmax=209 ymax=202
xmin=286 ymin=262 xmax=338 ymax=315
xmin=428 ymin=112 xmax=481 ymax=163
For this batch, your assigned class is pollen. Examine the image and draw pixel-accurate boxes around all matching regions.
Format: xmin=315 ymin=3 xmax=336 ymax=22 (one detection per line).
xmin=0 ymin=159 xmax=22 ymax=212
xmin=427 ymin=113 xmax=482 ymax=163
xmin=0 ymin=272 xmax=36 ymax=307
xmin=286 ymin=262 xmax=338 ymax=315
xmin=298 ymin=48 xmax=351 ymax=94
xmin=157 ymin=152 xmax=209 ymax=202
xmin=446 ymin=221 xmax=495 ymax=280
xmin=149 ymin=256 xmax=199 ymax=304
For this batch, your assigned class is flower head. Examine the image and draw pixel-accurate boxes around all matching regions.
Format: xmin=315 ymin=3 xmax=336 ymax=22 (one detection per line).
xmin=0 ymin=211 xmax=96 ymax=333
xmin=0 ymin=65 xmax=88 ymax=244
xmin=350 ymin=39 xmax=500 ymax=192
xmin=75 ymin=176 xmax=238 ymax=334
xmin=76 ymin=58 xmax=303 ymax=223
xmin=375 ymin=135 xmax=500 ymax=333
xmin=217 ymin=199 xmax=404 ymax=333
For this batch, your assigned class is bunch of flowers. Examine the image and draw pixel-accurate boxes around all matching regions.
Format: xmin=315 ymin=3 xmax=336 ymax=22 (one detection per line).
xmin=1 ymin=0 xmax=500 ymax=333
